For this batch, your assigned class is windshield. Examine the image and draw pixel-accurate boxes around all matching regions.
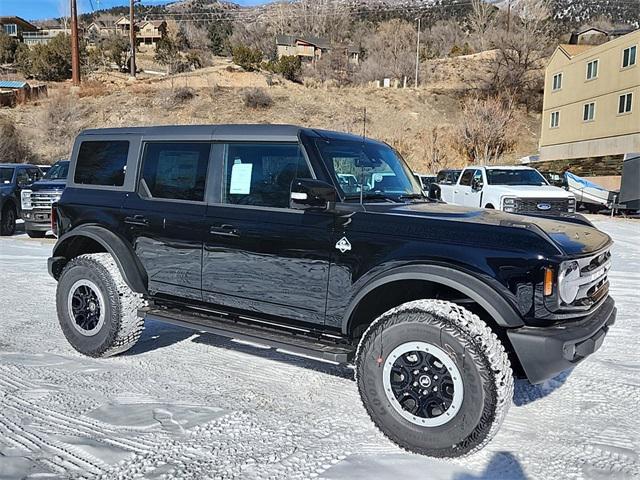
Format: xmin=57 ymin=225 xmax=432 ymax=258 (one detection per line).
xmin=315 ymin=139 xmax=423 ymax=200
xmin=44 ymin=161 xmax=69 ymax=180
xmin=486 ymin=169 xmax=548 ymax=186
xmin=0 ymin=167 xmax=15 ymax=184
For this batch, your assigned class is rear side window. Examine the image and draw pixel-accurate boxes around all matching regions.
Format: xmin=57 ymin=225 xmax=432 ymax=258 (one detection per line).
xmin=139 ymin=142 xmax=210 ymax=202
xmin=74 ymin=141 xmax=129 ymax=186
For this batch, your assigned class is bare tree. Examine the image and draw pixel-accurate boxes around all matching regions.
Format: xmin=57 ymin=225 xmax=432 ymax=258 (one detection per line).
xmin=453 ymin=95 xmax=517 ymax=165
xmin=58 ymin=0 xmax=70 ymax=30
xmin=468 ymin=0 xmax=495 ymax=51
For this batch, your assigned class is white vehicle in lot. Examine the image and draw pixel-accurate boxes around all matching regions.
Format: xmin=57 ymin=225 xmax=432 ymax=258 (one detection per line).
xmin=437 ymin=166 xmax=576 ymax=215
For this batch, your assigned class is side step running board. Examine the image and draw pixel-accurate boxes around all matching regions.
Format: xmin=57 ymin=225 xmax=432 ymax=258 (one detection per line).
xmin=141 ymin=307 xmax=355 ymax=364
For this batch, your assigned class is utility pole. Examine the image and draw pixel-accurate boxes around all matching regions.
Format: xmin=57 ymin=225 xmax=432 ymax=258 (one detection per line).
xmin=129 ymin=0 xmax=136 ymax=77
xmin=415 ymin=17 xmax=421 ymax=88
xmin=70 ymin=0 xmax=80 ymax=86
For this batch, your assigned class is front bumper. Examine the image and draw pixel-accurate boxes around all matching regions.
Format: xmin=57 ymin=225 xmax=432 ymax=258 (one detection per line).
xmin=507 ymin=296 xmax=616 ymax=384
xmin=23 ymin=210 xmax=51 ymax=231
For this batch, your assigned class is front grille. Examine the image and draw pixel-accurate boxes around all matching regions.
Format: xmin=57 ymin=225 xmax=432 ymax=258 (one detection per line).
xmin=570 ymin=250 xmax=611 ymax=308
xmin=30 ymin=190 xmax=62 ymax=210
xmin=516 ymin=198 xmax=570 ymax=214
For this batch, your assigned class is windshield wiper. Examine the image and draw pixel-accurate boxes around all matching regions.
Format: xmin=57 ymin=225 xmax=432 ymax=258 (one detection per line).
xmin=344 ymin=193 xmax=400 ymax=203
xmin=398 ymin=193 xmax=425 ymax=200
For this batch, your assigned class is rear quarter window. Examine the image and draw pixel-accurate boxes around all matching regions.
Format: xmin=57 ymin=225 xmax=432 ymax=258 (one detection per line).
xmin=74 ymin=141 xmax=129 ymax=186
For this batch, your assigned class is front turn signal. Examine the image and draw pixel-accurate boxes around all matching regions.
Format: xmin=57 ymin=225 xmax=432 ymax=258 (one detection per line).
xmin=543 ymin=267 xmax=554 ymax=296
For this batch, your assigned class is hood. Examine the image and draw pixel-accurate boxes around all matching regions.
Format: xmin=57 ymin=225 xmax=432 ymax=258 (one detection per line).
xmin=487 ymin=185 xmax=574 ymax=198
xmin=363 ymin=202 xmax=611 ymax=257
xmin=30 ymin=179 xmax=66 ymax=191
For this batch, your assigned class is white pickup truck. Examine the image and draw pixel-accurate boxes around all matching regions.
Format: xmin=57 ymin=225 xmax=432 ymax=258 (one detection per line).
xmin=437 ymin=166 xmax=576 ymax=215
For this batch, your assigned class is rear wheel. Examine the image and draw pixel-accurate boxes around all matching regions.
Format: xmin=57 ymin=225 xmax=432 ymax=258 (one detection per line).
xmin=356 ymin=300 xmax=513 ymax=458
xmin=0 ymin=204 xmax=16 ymax=236
xmin=26 ymin=229 xmax=47 ymax=238
xmin=56 ymin=253 xmax=146 ymax=357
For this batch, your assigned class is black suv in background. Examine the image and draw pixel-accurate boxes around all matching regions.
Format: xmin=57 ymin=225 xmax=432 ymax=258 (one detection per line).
xmin=21 ymin=160 xmax=69 ymax=238
xmin=48 ymin=125 xmax=616 ymax=458
xmin=0 ymin=163 xmax=43 ymax=236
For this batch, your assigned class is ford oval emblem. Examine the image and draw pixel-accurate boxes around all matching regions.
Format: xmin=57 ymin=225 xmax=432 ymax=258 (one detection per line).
xmin=537 ymin=203 xmax=552 ymax=211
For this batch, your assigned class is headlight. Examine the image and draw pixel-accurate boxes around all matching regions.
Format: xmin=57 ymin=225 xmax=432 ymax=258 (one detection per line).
xmin=21 ymin=189 xmax=33 ymax=210
xmin=502 ymin=197 xmax=518 ymax=213
xmin=567 ymin=197 xmax=576 ymax=213
xmin=558 ymin=260 xmax=580 ymax=304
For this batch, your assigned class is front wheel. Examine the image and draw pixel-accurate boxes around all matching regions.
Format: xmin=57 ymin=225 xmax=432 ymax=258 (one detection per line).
xmin=26 ymin=229 xmax=47 ymax=238
xmin=356 ymin=300 xmax=513 ymax=458
xmin=0 ymin=204 xmax=16 ymax=236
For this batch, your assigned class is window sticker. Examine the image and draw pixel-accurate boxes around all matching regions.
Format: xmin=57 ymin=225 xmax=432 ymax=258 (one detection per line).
xmin=229 ymin=163 xmax=253 ymax=194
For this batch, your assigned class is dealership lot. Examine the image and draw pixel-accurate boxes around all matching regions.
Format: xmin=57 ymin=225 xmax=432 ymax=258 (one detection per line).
xmin=0 ymin=216 xmax=638 ymax=480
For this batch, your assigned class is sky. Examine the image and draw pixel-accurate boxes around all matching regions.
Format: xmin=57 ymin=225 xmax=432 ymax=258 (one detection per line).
xmin=0 ymin=0 xmax=270 ymax=21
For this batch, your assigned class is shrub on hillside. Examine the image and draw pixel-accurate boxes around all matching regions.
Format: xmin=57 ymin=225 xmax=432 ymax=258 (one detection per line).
xmin=232 ymin=45 xmax=263 ymax=71
xmin=17 ymin=34 xmax=79 ymax=81
xmin=0 ymin=32 xmax=19 ymax=64
xmin=0 ymin=120 xmax=36 ymax=164
xmin=265 ymin=55 xmax=302 ymax=82
xmin=242 ymin=87 xmax=273 ymax=109
xmin=164 ymin=87 xmax=196 ymax=108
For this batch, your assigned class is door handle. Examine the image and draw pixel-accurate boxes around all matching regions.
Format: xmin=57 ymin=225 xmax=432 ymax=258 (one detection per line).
xmin=209 ymin=224 xmax=240 ymax=237
xmin=124 ymin=215 xmax=149 ymax=226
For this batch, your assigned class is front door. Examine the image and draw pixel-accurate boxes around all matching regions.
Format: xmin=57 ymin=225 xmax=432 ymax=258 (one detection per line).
xmin=202 ymin=142 xmax=332 ymax=326
xmin=122 ymin=141 xmax=211 ymax=301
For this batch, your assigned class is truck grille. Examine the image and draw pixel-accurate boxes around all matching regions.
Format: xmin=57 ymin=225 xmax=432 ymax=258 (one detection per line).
xmin=30 ymin=190 xmax=62 ymax=209
xmin=571 ymin=250 xmax=611 ymax=308
xmin=516 ymin=198 xmax=570 ymax=214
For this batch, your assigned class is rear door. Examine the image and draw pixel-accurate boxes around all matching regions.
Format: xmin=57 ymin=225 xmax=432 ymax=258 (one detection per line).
xmin=122 ymin=140 xmax=212 ymax=301
xmin=202 ymin=141 xmax=332 ymax=325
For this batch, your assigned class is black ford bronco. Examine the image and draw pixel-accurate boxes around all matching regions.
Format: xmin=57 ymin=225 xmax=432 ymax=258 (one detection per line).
xmin=49 ymin=125 xmax=616 ymax=458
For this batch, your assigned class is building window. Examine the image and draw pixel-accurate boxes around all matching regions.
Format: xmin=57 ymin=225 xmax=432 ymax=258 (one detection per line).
xmin=552 ymin=73 xmax=562 ymax=91
xmin=550 ymin=111 xmax=560 ymax=128
xmin=618 ymin=93 xmax=633 ymax=114
xmin=586 ymin=59 xmax=598 ymax=80
xmin=583 ymin=102 xmax=595 ymax=122
xmin=2 ymin=24 xmax=17 ymax=36
xmin=622 ymin=45 xmax=637 ymax=68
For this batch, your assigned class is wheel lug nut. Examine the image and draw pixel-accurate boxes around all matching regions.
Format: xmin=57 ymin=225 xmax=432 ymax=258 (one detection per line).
xmin=433 ymin=387 xmax=438 ymax=391
xmin=413 ymin=381 xmax=418 ymax=387
xmin=434 ymin=375 xmax=438 ymax=380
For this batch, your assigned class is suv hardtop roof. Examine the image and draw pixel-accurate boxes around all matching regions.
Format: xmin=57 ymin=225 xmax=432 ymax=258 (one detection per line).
xmin=78 ymin=124 xmax=387 ymax=146
xmin=0 ymin=163 xmax=37 ymax=168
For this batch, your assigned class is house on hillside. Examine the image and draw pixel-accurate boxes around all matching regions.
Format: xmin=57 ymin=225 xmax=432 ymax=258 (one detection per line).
xmin=569 ymin=27 xmax=637 ymax=46
xmin=536 ymin=29 xmax=639 ymax=189
xmin=0 ymin=16 xmax=38 ymax=42
xmin=86 ymin=21 xmax=116 ymax=43
xmin=22 ymin=27 xmax=71 ymax=46
xmin=114 ymin=17 xmax=166 ymax=47
xmin=276 ymin=35 xmax=359 ymax=65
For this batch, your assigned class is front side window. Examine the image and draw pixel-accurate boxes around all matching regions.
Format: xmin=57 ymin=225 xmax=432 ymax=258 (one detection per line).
xmin=586 ymin=59 xmax=598 ymax=80
xmin=140 ymin=142 xmax=210 ymax=202
xmin=44 ymin=161 xmax=69 ymax=180
xmin=583 ymin=102 xmax=595 ymax=121
xmin=552 ymin=72 xmax=562 ymax=91
xmin=622 ymin=46 xmax=637 ymax=68
xmin=472 ymin=169 xmax=483 ymax=187
xmin=315 ymin=138 xmax=422 ymax=200
xmin=459 ymin=170 xmax=474 ymax=186
xmin=222 ymin=142 xmax=311 ymax=208
xmin=0 ymin=167 xmax=14 ymax=184
xmin=619 ymin=93 xmax=633 ymax=114
xmin=486 ymin=169 xmax=548 ymax=186
xmin=550 ymin=111 xmax=560 ymax=128
xmin=74 ymin=141 xmax=129 ymax=186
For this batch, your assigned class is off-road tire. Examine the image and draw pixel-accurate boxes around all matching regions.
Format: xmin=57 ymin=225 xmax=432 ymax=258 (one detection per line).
xmin=26 ymin=229 xmax=47 ymax=238
xmin=356 ymin=300 xmax=513 ymax=458
xmin=0 ymin=204 xmax=17 ymax=236
xmin=56 ymin=253 xmax=146 ymax=357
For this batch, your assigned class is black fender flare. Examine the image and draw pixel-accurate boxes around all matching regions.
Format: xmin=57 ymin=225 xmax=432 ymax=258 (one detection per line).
xmin=341 ymin=264 xmax=524 ymax=335
xmin=50 ymin=224 xmax=148 ymax=294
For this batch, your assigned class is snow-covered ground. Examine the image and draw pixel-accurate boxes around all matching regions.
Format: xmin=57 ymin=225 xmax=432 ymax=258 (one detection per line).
xmin=0 ymin=217 xmax=638 ymax=480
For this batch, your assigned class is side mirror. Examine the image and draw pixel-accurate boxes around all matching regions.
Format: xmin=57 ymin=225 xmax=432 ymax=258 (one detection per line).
xmin=290 ymin=178 xmax=337 ymax=211
xmin=471 ymin=178 xmax=483 ymax=191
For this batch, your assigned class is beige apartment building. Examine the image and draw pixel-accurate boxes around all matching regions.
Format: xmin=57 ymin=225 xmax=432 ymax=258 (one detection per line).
xmin=539 ymin=29 xmax=640 ymax=167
